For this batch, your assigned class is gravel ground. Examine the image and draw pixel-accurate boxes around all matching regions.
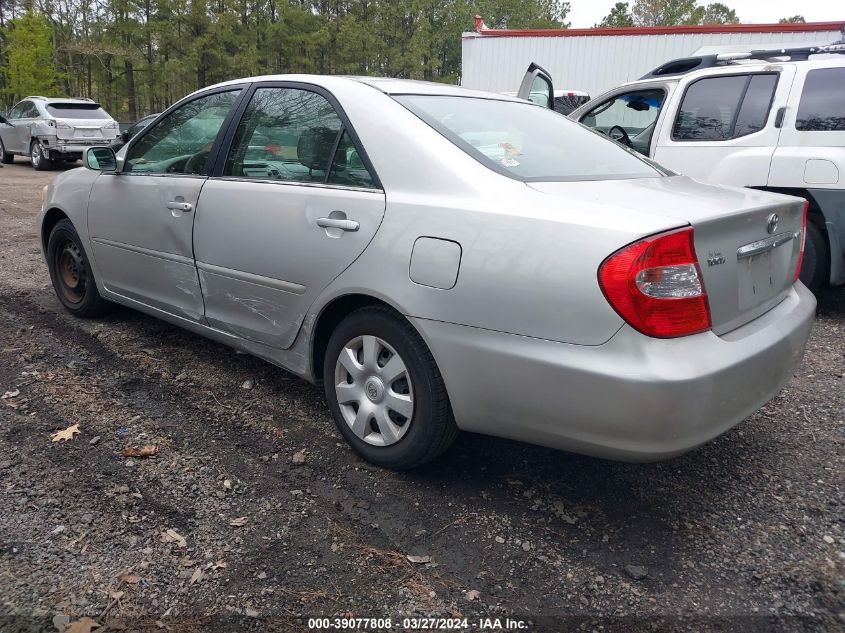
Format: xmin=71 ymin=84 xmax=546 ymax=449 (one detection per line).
xmin=0 ymin=163 xmax=843 ymax=633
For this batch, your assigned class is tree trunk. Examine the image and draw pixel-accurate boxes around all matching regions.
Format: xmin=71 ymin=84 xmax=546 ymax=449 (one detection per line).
xmin=125 ymin=58 xmax=137 ymax=121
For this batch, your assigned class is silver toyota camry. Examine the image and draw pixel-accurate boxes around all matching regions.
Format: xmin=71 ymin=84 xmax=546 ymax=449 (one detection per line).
xmin=38 ymin=75 xmax=816 ymax=470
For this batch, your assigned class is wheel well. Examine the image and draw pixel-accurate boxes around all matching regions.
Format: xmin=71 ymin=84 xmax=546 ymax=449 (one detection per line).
xmin=41 ymin=208 xmax=69 ymax=251
xmin=311 ymin=294 xmax=398 ymax=382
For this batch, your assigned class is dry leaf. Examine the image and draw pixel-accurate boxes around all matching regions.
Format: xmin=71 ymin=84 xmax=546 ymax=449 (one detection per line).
xmin=1 ymin=389 xmax=20 ymax=399
xmin=465 ymin=590 xmax=480 ymax=602
xmin=180 ymin=557 xmax=196 ymax=567
xmin=223 ymin=479 xmax=232 ymax=490
xmin=160 ymin=529 xmax=187 ymax=548
xmin=119 ymin=573 xmax=142 ymax=584
xmin=121 ymin=445 xmax=158 ymax=458
xmin=51 ymin=424 xmax=80 ymax=442
xmin=189 ymin=568 xmax=203 ymax=585
xmin=406 ymin=555 xmax=431 ymax=564
xmin=209 ymin=560 xmax=227 ymax=571
xmin=292 ymin=449 xmax=306 ymax=464
xmin=65 ymin=617 xmax=101 ymax=633
xmin=229 ymin=516 xmax=248 ymax=527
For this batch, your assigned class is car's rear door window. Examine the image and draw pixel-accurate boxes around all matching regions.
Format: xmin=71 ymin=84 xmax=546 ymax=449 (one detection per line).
xmin=21 ymin=101 xmax=39 ymax=118
xmin=672 ymin=73 xmax=778 ymax=140
xmin=397 ymin=95 xmax=663 ymax=182
xmin=796 ymin=68 xmax=845 ymax=131
xmin=224 ymin=86 xmax=377 ymax=188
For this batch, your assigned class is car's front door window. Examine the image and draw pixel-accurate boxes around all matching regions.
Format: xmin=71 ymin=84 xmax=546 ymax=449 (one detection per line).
xmin=9 ymin=102 xmax=28 ymax=119
xmin=580 ymin=89 xmax=666 ymax=156
xmin=125 ymin=90 xmax=240 ymax=175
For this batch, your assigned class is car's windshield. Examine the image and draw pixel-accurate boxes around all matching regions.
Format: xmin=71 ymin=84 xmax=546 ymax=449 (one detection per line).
xmin=395 ymin=95 xmax=664 ymax=182
xmin=46 ymin=103 xmax=111 ymax=119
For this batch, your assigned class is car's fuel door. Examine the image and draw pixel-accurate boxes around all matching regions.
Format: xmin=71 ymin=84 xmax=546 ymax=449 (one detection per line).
xmin=518 ymin=63 xmax=555 ymax=110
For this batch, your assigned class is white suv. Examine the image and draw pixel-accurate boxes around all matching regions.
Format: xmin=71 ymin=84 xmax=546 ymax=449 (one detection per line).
xmin=0 ymin=97 xmax=119 ymax=170
xmin=564 ymin=44 xmax=845 ymax=291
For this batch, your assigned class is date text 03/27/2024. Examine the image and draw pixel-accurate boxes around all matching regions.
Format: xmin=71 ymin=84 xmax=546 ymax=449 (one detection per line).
xmin=307 ymin=617 xmax=529 ymax=630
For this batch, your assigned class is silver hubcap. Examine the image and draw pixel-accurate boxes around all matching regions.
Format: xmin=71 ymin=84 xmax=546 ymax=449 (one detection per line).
xmin=32 ymin=145 xmax=40 ymax=166
xmin=334 ymin=335 xmax=414 ymax=447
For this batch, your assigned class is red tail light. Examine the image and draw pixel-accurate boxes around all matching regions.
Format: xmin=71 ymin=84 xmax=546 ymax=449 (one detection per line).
xmin=794 ymin=200 xmax=809 ymax=282
xmin=598 ymin=227 xmax=711 ymax=338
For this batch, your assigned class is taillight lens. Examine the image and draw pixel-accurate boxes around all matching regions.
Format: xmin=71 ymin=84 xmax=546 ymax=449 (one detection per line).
xmin=794 ymin=200 xmax=809 ymax=282
xmin=103 ymin=120 xmax=118 ymax=130
xmin=598 ymin=227 xmax=712 ymax=338
xmin=56 ymin=121 xmax=71 ymax=130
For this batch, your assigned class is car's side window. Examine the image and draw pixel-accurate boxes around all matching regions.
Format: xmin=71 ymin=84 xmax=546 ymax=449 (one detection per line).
xmin=6 ymin=103 xmax=23 ymax=120
xmin=14 ymin=102 xmax=34 ymax=119
xmin=125 ymin=90 xmax=241 ymax=175
xmin=672 ymin=73 xmax=778 ymax=141
xmin=327 ymin=130 xmax=376 ymax=189
xmin=579 ymin=89 xmax=666 ymax=156
xmin=796 ymin=68 xmax=845 ymax=132
xmin=224 ymin=86 xmax=376 ymax=188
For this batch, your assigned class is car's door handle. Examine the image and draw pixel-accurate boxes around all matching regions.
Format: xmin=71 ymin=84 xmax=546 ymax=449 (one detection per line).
xmin=166 ymin=201 xmax=193 ymax=212
xmin=316 ymin=217 xmax=359 ymax=232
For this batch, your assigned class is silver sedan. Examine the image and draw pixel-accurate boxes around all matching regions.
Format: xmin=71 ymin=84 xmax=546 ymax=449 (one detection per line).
xmin=38 ymin=75 xmax=815 ymax=470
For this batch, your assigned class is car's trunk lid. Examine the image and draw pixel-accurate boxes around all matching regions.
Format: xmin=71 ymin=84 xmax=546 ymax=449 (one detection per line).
xmin=55 ymin=119 xmax=117 ymax=142
xmin=528 ymin=176 xmax=805 ymax=335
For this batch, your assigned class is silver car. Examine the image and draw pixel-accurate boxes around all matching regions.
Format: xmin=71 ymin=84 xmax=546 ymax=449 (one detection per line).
xmin=0 ymin=96 xmax=118 ymax=170
xmin=37 ymin=75 xmax=815 ymax=470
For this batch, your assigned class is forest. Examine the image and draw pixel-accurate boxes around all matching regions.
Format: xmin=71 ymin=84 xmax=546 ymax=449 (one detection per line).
xmin=0 ymin=0 xmax=804 ymax=121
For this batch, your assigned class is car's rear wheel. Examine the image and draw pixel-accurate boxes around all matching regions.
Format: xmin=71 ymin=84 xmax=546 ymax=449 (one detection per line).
xmin=30 ymin=140 xmax=53 ymax=171
xmin=323 ymin=306 xmax=458 ymax=470
xmin=799 ymin=220 xmax=829 ymax=293
xmin=0 ymin=139 xmax=13 ymax=164
xmin=46 ymin=219 xmax=107 ymax=317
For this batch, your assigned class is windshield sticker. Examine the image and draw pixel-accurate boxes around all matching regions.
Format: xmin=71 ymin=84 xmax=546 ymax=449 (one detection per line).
xmin=500 ymin=157 xmax=520 ymax=168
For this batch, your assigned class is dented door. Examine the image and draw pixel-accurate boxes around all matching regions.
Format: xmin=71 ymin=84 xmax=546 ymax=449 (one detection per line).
xmin=194 ymin=180 xmax=385 ymax=349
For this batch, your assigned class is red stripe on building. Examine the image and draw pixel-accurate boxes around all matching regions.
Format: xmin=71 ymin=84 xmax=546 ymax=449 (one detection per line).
xmin=469 ymin=15 xmax=845 ymax=38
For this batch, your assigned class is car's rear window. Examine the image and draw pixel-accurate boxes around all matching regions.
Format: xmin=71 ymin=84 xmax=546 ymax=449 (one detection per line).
xmin=395 ymin=95 xmax=664 ymax=182
xmin=46 ymin=103 xmax=111 ymax=120
xmin=796 ymin=68 xmax=845 ymax=131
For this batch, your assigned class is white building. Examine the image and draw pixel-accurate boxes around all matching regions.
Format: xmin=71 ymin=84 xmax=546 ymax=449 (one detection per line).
xmin=461 ymin=17 xmax=845 ymax=96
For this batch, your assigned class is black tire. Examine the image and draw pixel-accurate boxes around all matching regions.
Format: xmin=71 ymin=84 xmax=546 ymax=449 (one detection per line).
xmin=0 ymin=138 xmax=13 ymax=164
xmin=323 ymin=306 xmax=458 ymax=470
xmin=46 ymin=219 xmax=108 ymax=317
xmin=799 ymin=220 xmax=829 ymax=293
xmin=30 ymin=140 xmax=53 ymax=171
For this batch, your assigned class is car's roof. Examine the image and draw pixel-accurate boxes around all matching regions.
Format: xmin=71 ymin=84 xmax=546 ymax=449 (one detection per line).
xmin=201 ymin=74 xmax=525 ymax=103
xmin=620 ymin=55 xmax=844 ymax=90
xmin=25 ymin=96 xmax=100 ymax=105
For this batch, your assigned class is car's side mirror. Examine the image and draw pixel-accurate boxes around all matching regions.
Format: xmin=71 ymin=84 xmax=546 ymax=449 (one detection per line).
xmin=0 ymin=114 xmax=8 ymax=124
xmin=85 ymin=147 xmax=118 ymax=172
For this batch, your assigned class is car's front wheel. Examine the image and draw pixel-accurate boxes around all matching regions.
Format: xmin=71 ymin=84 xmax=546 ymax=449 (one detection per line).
xmin=46 ymin=219 xmax=107 ymax=317
xmin=0 ymin=138 xmax=13 ymax=164
xmin=323 ymin=306 xmax=458 ymax=470
xmin=30 ymin=140 xmax=53 ymax=171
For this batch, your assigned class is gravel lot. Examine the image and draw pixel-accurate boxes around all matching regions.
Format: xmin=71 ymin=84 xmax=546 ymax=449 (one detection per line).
xmin=0 ymin=163 xmax=843 ymax=632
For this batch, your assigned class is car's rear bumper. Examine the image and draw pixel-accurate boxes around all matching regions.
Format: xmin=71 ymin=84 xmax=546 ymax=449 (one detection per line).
xmin=411 ymin=282 xmax=815 ymax=461
xmin=38 ymin=136 xmax=114 ymax=155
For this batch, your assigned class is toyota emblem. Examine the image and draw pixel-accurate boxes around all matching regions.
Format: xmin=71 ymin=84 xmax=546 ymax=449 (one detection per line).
xmin=766 ymin=213 xmax=779 ymax=234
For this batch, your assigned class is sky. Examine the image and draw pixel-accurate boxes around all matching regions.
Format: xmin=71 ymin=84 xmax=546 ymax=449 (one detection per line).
xmin=567 ymin=0 xmax=842 ymax=28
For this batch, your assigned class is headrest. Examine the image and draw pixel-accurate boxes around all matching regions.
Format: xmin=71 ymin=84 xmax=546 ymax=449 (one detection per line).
xmin=297 ymin=127 xmax=342 ymax=171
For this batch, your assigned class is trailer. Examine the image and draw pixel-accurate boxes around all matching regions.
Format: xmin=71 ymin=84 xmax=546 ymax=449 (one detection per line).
xmin=462 ymin=17 xmax=845 ymax=97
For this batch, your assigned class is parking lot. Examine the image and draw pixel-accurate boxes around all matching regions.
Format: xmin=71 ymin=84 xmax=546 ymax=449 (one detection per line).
xmin=0 ymin=163 xmax=842 ymax=631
